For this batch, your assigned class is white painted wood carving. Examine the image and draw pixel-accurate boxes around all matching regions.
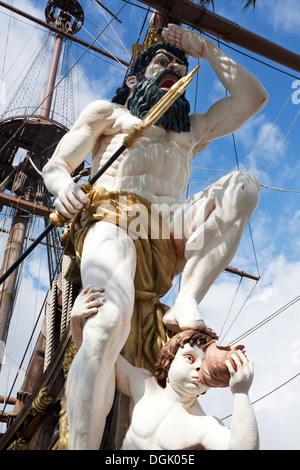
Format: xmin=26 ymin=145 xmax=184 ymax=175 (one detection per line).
xmin=43 ymin=24 xmax=268 ymax=449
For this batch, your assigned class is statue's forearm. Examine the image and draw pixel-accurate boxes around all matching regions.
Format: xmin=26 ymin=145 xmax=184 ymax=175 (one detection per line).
xmin=204 ymin=39 xmax=268 ymax=106
xmin=43 ymin=158 xmax=74 ymax=197
xmin=228 ymin=392 xmax=259 ymax=450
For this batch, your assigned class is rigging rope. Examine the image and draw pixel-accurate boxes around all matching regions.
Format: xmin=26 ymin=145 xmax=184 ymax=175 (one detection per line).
xmin=1 ymin=32 xmax=53 ymax=118
xmin=86 ymin=5 xmax=131 ymax=58
xmin=0 ymin=213 xmax=34 ymax=415
xmin=248 ymin=223 xmax=260 ymax=278
xmin=1 ymin=0 xmax=13 ymax=83
xmin=68 ymin=11 xmax=128 ymax=70
xmin=135 ymin=5 xmax=151 ymax=46
xmin=192 ymin=167 xmax=231 ymax=172
xmin=222 ymin=371 xmax=300 ymax=421
xmin=260 ymin=183 xmax=300 ymax=194
xmin=2 ymin=24 xmax=38 ymax=82
xmin=229 ymin=294 xmax=300 ymax=345
xmin=220 ymin=280 xmax=259 ymax=343
xmin=0 ymin=291 xmax=48 ymax=418
xmin=218 ymin=294 xmax=300 ymax=419
xmin=1 ymin=244 xmax=27 ymax=420
xmin=251 ymin=372 xmax=300 ymax=406
xmin=0 ymin=231 xmax=66 ymax=416
xmin=260 ymin=109 xmax=300 ymax=183
xmin=218 ymin=276 xmax=243 ymax=339
xmin=189 ymin=179 xmax=218 ymax=184
xmin=246 ymin=89 xmax=295 ymax=172
xmin=202 ymin=31 xmax=300 ymax=81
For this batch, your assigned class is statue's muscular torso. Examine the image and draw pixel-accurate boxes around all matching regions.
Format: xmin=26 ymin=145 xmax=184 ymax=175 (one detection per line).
xmin=90 ymin=102 xmax=207 ymax=205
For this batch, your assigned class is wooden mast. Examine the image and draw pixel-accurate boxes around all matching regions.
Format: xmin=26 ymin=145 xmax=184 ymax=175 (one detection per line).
xmin=0 ymin=213 xmax=28 ymax=350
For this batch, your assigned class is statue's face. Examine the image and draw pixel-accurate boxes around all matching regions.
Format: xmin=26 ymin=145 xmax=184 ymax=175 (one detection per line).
xmin=126 ymin=48 xmax=190 ymax=132
xmin=167 ymin=343 xmax=209 ymax=396
xmin=145 ymin=49 xmax=187 ymax=84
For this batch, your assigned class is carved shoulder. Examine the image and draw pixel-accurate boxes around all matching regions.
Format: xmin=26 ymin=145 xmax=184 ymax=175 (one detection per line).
xmin=72 ymin=100 xmax=116 ymax=132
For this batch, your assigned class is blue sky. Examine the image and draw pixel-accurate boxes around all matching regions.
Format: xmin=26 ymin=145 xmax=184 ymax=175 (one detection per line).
xmin=0 ymin=0 xmax=300 ymax=450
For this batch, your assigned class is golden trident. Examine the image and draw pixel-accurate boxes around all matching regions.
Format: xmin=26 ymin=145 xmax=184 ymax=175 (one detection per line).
xmin=50 ymin=65 xmax=200 ymax=227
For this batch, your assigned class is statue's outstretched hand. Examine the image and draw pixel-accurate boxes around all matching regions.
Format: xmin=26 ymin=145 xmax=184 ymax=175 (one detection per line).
xmin=226 ymin=350 xmax=254 ymax=394
xmin=162 ymin=23 xmax=209 ymax=60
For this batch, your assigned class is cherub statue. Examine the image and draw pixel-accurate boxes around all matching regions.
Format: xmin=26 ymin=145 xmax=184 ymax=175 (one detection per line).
xmin=71 ymin=287 xmax=259 ymax=450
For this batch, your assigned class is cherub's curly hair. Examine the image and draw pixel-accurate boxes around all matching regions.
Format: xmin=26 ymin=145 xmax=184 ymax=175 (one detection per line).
xmin=154 ymin=329 xmax=218 ymax=389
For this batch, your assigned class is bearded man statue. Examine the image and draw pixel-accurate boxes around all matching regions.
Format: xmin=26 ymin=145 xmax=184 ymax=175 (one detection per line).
xmin=42 ymin=24 xmax=268 ymax=449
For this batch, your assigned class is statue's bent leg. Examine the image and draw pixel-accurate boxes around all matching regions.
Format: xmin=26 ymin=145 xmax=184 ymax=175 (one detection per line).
xmin=66 ymin=221 xmax=136 ymax=450
xmin=165 ymin=171 xmax=260 ymax=332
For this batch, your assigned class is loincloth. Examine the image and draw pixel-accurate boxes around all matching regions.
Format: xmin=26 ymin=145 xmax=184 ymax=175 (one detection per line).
xmin=61 ymin=185 xmax=177 ymax=301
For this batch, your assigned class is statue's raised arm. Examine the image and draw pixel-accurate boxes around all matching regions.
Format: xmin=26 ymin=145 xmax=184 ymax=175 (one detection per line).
xmin=162 ymin=24 xmax=269 ymax=145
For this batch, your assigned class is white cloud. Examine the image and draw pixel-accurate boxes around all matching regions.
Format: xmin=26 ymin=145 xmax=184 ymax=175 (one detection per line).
xmin=26 ymin=251 xmax=51 ymax=290
xmin=234 ymin=113 xmax=286 ymax=182
xmin=208 ymin=78 xmax=226 ymax=104
xmin=74 ymin=61 xmax=125 ymax=118
xmin=258 ymin=0 xmax=300 ymax=37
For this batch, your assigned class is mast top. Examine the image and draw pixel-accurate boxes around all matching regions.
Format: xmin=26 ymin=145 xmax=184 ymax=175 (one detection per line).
xmin=45 ymin=0 xmax=84 ymax=35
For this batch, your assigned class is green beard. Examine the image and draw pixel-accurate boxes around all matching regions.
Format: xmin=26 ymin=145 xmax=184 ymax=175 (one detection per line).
xmin=127 ymin=70 xmax=191 ymax=133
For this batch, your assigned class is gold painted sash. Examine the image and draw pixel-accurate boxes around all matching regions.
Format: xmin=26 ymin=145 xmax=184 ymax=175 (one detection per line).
xmin=61 ymin=186 xmax=176 ymax=301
